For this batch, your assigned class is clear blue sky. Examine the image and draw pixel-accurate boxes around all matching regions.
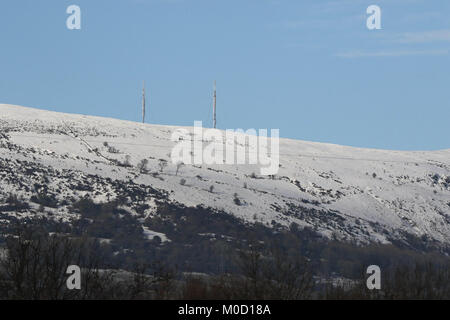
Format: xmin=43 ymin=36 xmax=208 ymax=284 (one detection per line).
xmin=1 ymin=0 xmax=449 ymax=150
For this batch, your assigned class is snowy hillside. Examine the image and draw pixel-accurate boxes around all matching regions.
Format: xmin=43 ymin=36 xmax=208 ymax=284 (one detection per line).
xmin=1 ymin=104 xmax=449 ymax=247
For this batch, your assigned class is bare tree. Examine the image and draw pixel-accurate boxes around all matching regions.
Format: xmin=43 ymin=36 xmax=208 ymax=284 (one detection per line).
xmin=175 ymin=162 xmax=184 ymax=176
xmin=0 ymin=225 xmax=178 ymax=300
xmin=137 ymin=159 xmax=149 ymax=174
xmin=0 ymin=226 xmax=108 ymax=299
xmin=232 ymin=245 xmax=314 ymax=300
xmin=158 ymin=159 xmax=168 ymax=173
xmin=0 ymin=226 xmax=116 ymax=299
xmin=122 ymin=155 xmax=132 ymax=167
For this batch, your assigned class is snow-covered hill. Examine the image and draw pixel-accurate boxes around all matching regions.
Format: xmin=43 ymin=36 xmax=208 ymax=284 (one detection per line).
xmin=1 ymin=104 xmax=449 ymax=247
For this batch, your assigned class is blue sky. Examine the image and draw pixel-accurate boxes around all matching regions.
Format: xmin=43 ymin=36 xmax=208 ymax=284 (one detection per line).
xmin=0 ymin=0 xmax=449 ymax=150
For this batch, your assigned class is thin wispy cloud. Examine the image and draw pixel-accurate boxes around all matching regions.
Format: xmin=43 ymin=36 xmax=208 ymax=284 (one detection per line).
xmin=336 ymin=49 xmax=449 ymax=58
xmin=395 ymin=29 xmax=450 ymax=44
xmin=280 ymin=13 xmax=365 ymax=30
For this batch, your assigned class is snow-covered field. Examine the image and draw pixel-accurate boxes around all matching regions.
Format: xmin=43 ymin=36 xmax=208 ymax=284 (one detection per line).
xmin=1 ymin=104 xmax=449 ymax=246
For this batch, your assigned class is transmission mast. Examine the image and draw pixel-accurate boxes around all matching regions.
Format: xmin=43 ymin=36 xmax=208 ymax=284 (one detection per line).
xmin=142 ymin=81 xmax=146 ymax=123
xmin=213 ymin=80 xmax=217 ymax=128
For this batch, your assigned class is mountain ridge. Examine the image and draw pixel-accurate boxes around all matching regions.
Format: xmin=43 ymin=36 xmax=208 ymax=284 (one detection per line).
xmin=1 ymin=104 xmax=449 ymax=248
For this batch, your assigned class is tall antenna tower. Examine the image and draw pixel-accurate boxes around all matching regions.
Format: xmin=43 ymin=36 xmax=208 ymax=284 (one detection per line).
xmin=213 ymin=80 xmax=217 ymax=129
xmin=142 ymin=81 xmax=146 ymax=123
